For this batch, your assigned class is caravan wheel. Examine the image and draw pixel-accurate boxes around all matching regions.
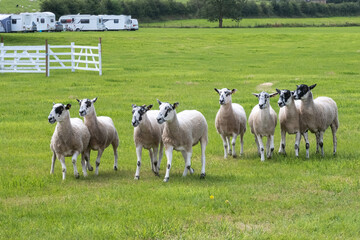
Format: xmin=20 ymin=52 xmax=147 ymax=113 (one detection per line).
xmin=76 ymin=28 xmax=81 ymax=32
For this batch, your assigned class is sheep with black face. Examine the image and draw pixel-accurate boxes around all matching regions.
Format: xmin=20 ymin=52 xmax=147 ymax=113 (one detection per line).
xmin=156 ymin=100 xmax=208 ymax=182
xmin=132 ymin=104 xmax=164 ymax=180
xmin=77 ymin=97 xmax=119 ymax=175
xmin=48 ymin=103 xmax=91 ymax=180
xmin=248 ymin=91 xmax=278 ymax=161
xmin=293 ymin=84 xmax=339 ymax=156
xmin=276 ymin=88 xmax=310 ymax=158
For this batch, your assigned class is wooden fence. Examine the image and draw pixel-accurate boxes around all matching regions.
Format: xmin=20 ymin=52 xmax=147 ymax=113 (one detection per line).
xmin=0 ymin=37 xmax=102 ymax=76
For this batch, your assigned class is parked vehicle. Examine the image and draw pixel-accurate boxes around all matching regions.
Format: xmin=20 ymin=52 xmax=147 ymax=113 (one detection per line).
xmin=0 ymin=14 xmax=12 ymax=33
xmin=59 ymin=15 xmax=105 ymax=31
xmin=55 ymin=21 xmax=63 ymax=32
xmin=130 ymin=19 xmax=139 ymax=30
xmin=10 ymin=12 xmax=55 ymax=32
xmin=100 ymin=15 xmax=131 ymax=31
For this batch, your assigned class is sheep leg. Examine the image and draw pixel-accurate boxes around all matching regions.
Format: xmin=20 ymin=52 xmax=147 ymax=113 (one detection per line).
xmin=331 ymin=124 xmax=337 ymax=155
xmin=50 ymin=151 xmax=56 ymax=174
xmin=231 ymin=133 xmax=238 ymax=158
xmin=269 ymin=135 xmax=275 ymax=159
xmin=303 ymin=132 xmax=310 ymax=159
xmin=315 ymin=132 xmax=320 ymax=154
xmin=84 ymin=149 xmax=93 ymax=171
xmin=294 ymin=132 xmax=301 ymax=157
xmin=240 ymin=133 xmax=244 ymax=156
xmin=319 ymin=131 xmax=325 ymax=157
xmin=158 ymin=142 xmax=164 ymax=172
xmin=149 ymin=148 xmax=155 ymax=172
xmin=112 ymin=141 xmax=118 ymax=171
xmin=163 ymin=146 xmax=174 ymax=182
xmin=226 ymin=137 xmax=232 ymax=155
xmin=220 ymin=134 xmax=228 ymax=159
xmin=200 ymin=138 xmax=206 ymax=179
xmin=95 ymin=149 xmax=104 ymax=175
xmin=254 ymin=135 xmax=260 ymax=156
xmin=59 ymin=155 xmax=66 ymax=180
xmin=152 ymin=147 xmax=160 ymax=176
xmin=134 ymin=145 xmax=142 ymax=180
xmin=256 ymin=135 xmax=265 ymax=161
xmin=71 ymin=151 xmax=80 ymax=179
xmin=278 ymin=130 xmax=286 ymax=155
xmin=182 ymin=151 xmax=193 ymax=177
xmin=266 ymin=136 xmax=271 ymax=158
xmin=81 ymin=153 xmax=87 ymax=177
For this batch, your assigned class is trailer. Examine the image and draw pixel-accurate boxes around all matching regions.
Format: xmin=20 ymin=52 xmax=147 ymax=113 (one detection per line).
xmin=59 ymin=15 xmax=105 ymax=31
xmin=100 ymin=15 xmax=131 ymax=31
xmin=9 ymin=12 xmax=55 ymax=32
xmin=129 ymin=18 xmax=139 ymax=31
xmin=0 ymin=15 xmax=12 ymax=33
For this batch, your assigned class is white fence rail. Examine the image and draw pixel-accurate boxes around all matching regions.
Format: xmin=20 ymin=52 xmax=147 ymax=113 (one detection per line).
xmin=0 ymin=38 xmax=102 ymax=76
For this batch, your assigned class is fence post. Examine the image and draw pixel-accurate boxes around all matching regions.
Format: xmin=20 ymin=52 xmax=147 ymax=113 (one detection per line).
xmin=71 ymin=42 xmax=75 ymax=72
xmin=0 ymin=37 xmax=3 ymax=71
xmin=98 ymin=37 xmax=102 ymax=76
xmin=45 ymin=39 xmax=49 ymax=77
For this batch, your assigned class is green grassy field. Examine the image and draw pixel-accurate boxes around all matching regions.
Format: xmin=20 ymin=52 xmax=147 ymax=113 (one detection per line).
xmin=143 ymin=16 xmax=360 ymax=28
xmin=1 ymin=27 xmax=360 ymax=239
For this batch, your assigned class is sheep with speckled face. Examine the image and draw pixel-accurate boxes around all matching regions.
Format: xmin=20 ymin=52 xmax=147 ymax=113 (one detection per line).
xmin=276 ymin=89 xmax=310 ymax=158
xmin=156 ymin=100 xmax=208 ymax=182
xmin=293 ymin=84 xmax=339 ymax=157
xmin=48 ymin=103 xmax=91 ymax=180
xmin=132 ymin=104 xmax=164 ymax=180
xmin=214 ymin=88 xmax=247 ymax=158
xmin=248 ymin=91 xmax=278 ymax=161
xmin=77 ymin=97 xmax=119 ymax=175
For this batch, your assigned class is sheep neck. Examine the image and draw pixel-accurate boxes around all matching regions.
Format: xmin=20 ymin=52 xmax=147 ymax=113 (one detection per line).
xmin=138 ymin=113 xmax=152 ymax=135
xmin=259 ymin=104 xmax=272 ymax=121
xmin=301 ymin=92 xmax=315 ymax=113
xmin=57 ymin=114 xmax=74 ymax=143
xmin=220 ymin=101 xmax=234 ymax=115
xmin=84 ymin=109 xmax=101 ymax=135
xmin=285 ymin=98 xmax=298 ymax=116
xmin=166 ymin=112 xmax=181 ymax=137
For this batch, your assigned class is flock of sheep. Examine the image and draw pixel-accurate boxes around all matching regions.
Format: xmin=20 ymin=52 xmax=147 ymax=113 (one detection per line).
xmin=48 ymin=83 xmax=339 ymax=182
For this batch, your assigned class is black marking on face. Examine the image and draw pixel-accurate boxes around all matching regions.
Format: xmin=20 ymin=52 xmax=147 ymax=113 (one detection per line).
xmin=295 ymin=84 xmax=310 ymax=99
xmin=167 ymin=164 xmax=171 ymax=169
xmin=55 ymin=105 xmax=64 ymax=116
xmin=164 ymin=106 xmax=172 ymax=118
xmin=85 ymin=100 xmax=92 ymax=108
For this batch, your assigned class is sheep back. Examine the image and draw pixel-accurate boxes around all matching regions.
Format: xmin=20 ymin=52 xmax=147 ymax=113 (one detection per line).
xmin=86 ymin=116 xmax=118 ymax=150
xmin=134 ymin=110 xmax=163 ymax=149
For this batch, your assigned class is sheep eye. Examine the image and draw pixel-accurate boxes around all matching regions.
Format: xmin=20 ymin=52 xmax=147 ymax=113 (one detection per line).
xmin=86 ymin=101 xmax=91 ymax=108
xmin=55 ymin=106 xmax=64 ymax=115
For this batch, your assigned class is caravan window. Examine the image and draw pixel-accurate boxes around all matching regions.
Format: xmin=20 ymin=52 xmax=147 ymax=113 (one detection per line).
xmin=99 ymin=19 xmax=101 ymax=23
xmin=114 ymin=19 xmax=119 ymax=24
xmin=51 ymin=19 xmax=54 ymax=23
xmin=41 ymin=18 xmax=45 ymax=23
xmin=12 ymin=19 xmax=17 ymax=24
xmin=80 ymin=19 xmax=90 ymax=24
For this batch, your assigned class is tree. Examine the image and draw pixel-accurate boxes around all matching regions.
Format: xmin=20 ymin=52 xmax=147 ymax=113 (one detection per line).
xmin=204 ymin=0 xmax=242 ymax=28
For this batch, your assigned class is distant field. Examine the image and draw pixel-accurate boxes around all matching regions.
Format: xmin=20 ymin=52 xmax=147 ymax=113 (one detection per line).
xmin=0 ymin=0 xmax=40 ymax=13
xmin=1 ymin=27 xmax=360 ymax=239
xmin=143 ymin=16 xmax=360 ymax=28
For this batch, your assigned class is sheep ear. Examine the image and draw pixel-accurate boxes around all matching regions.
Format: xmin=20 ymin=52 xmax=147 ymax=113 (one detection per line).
xmin=132 ymin=104 xmax=136 ymax=108
xmin=270 ymin=92 xmax=278 ymax=98
xmin=147 ymin=104 xmax=153 ymax=111
xmin=252 ymin=93 xmax=259 ymax=98
xmin=291 ymin=91 xmax=295 ymax=95
xmin=53 ymin=102 xmax=56 ymax=106
xmin=231 ymin=89 xmax=237 ymax=94
xmin=92 ymin=97 xmax=98 ymax=103
xmin=214 ymin=88 xmax=220 ymax=94
xmin=157 ymin=99 xmax=162 ymax=105
xmin=76 ymin=99 xmax=81 ymax=103
xmin=172 ymin=102 xmax=179 ymax=109
xmin=276 ymin=88 xmax=281 ymax=94
xmin=310 ymin=84 xmax=317 ymax=90
xmin=65 ymin=104 xmax=71 ymax=110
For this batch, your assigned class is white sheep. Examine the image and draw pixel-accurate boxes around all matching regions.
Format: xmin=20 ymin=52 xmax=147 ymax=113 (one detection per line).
xmin=293 ymin=84 xmax=339 ymax=156
xmin=132 ymin=104 xmax=164 ymax=180
xmin=214 ymin=88 xmax=247 ymax=158
xmin=248 ymin=91 xmax=278 ymax=161
xmin=48 ymin=103 xmax=91 ymax=180
xmin=156 ymin=100 xmax=208 ymax=182
xmin=276 ymin=88 xmax=310 ymax=158
xmin=77 ymin=97 xmax=119 ymax=175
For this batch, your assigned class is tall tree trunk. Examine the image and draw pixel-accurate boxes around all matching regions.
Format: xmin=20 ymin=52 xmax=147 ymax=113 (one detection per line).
xmin=219 ymin=17 xmax=223 ymax=28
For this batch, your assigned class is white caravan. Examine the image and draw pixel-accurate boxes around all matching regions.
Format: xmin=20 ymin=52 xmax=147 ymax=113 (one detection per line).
xmin=10 ymin=12 xmax=55 ymax=32
xmin=100 ymin=15 xmax=131 ymax=30
xmin=59 ymin=15 xmax=105 ymax=31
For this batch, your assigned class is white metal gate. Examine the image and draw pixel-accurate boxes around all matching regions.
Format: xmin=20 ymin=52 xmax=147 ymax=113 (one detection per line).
xmin=0 ymin=38 xmax=102 ymax=76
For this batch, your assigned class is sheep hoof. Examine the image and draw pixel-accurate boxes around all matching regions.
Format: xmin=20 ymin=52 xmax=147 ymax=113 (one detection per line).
xmin=134 ymin=176 xmax=140 ymax=180
xmin=114 ymin=166 xmax=118 ymax=171
xmin=154 ymin=172 xmax=160 ymax=177
xmin=163 ymin=177 xmax=169 ymax=183
xmin=75 ymin=173 xmax=80 ymax=179
xmin=232 ymin=154 xmax=237 ymax=158
xmin=200 ymin=173 xmax=206 ymax=179
xmin=88 ymin=166 xmax=94 ymax=171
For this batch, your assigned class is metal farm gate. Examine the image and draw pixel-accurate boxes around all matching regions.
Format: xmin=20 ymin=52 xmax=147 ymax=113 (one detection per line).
xmin=0 ymin=37 xmax=102 ymax=76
